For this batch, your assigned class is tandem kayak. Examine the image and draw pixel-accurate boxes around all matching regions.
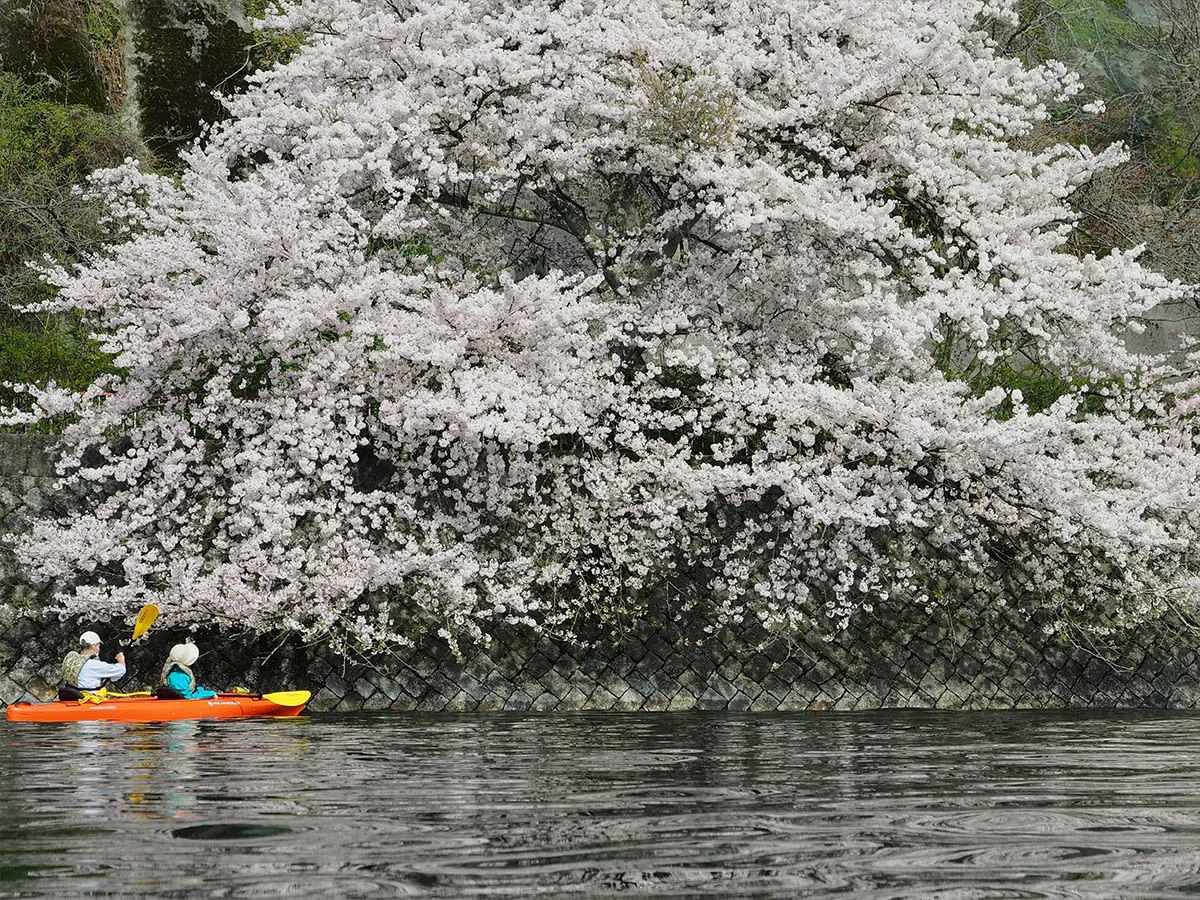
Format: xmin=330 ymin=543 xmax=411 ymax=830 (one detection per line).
xmin=4 ymin=690 xmax=310 ymax=723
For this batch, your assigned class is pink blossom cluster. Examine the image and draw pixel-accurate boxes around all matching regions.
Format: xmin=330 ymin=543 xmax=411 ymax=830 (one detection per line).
xmin=6 ymin=0 xmax=1199 ymax=651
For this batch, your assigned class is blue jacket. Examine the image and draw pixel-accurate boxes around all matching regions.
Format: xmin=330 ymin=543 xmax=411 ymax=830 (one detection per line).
xmin=165 ymin=668 xmax=216 ymax=699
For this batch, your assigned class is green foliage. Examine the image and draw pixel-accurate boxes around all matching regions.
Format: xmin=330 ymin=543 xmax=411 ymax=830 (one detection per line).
xmin=965 ymin=361 xmax=1076 ymax=418
xmin=82 ymin=0 xmax=122 ymax=51
xmin=635 ymin=61 xmax=737 ymax=150
xmin=932 ymin=315 xmax=1080 ymax=418
xmin=0 ymin=314 xmax=112 ymax=398
xmin=81 ymin=0 xmax=125 ymax=106
xmin=244 ymin=0 xmax=306 ymax=70
xmin=1011 ymin=0 xmax=1200 ymax=263
xmin=0 ymin=74 xmax=130 ymax=184
xmin=936 ymin=341 xmax=1126 ymax=421
xmin=1050 ymin=0 xmax=1143 ymax=48
xmin=0 ymin=73 xmax=140 ymax=428
xmin=366 ymin=233 xmax=442 ymax=264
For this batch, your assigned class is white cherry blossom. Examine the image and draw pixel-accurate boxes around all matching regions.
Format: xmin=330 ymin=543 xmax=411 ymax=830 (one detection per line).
xmin=5 ymin=0 xmax=1200 ymax=651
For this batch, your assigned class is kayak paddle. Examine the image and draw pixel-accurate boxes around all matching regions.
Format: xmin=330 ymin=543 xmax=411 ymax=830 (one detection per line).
xmin=262 ymin=690 xmax=311 ymax=707
xmin=118 ymin=602 xmax=160 ymax=649
xmin=131 ymin=603 xmax=159 ymax=641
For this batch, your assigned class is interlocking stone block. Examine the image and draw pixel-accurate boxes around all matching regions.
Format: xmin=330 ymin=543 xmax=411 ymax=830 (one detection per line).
xmin=666 ymin=689 xmax=697 ymax=710
xmin=524 ymin=651 xmax=554 ymax=679
xmin=361 ymin=690 xmax=392 ymax=711
xmin=613 ymin=687 xmax=645 ymax=710
xmin=852 ymin=688 xmax=883 ymax=710
xmin=748 ymin=691 xmax=783 ymax=711
xmin=621 ymin=635 xmax=648 ymax=662
xmin=676 ymin=667 xmax=707 ymax=699
xmin=689 ymin=654 xmax=717 ymax=679
xmin=769 ymin=684 xmax=815 ymax=709
xmin=611 ymin=652 xmax=641 ymax=678
xmin=462 ymin=692 xmax=497 ymax=711
xmin=556 ymin=685 xmax=592 ymax=710
xmin=726 ymin=691 xmax=753 ymax=712
xmin=588 ymin=685 xmax=617 ymax=707
xmin=623 ymin=671 xmax=654 ymax=698
xmin=695 ymin=677 xmax=736 ymax=709
xmin=603 ymin=674 xmax=632 ymax=700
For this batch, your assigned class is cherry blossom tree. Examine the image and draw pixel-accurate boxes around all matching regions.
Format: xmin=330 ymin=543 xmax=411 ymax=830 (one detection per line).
xmin=6 ymin=0 xmax=1200 ymax=652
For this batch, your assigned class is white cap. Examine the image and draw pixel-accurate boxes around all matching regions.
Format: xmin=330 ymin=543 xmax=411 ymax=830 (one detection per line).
xmin=80 ymin=631 xmax=102 ymax=646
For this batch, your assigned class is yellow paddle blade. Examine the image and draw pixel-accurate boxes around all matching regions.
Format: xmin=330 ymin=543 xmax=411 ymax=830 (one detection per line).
xmin=131 ymin=603 xmax=159 ymax=641
xmin=262 ymin=690 xmax=311 ymax=707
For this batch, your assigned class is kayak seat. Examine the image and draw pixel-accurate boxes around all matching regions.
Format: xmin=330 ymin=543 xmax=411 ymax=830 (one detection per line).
xmin=154 ymin=685 xmax=186 ymax=700
xmin=58 ymin=686 xmax=84 ymax=702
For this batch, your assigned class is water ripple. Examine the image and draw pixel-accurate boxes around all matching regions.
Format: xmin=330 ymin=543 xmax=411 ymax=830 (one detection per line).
xmin=6 ymin=711 xmax=1200 ymax=897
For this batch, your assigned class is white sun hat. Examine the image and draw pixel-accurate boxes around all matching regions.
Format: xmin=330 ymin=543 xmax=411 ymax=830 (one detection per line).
xmin=168 ymin=643 xmax=200 ymax=667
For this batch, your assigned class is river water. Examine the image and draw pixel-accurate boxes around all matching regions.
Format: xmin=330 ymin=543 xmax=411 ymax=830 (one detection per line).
xmin=3 ymin=710 xmax=1200 ymax=897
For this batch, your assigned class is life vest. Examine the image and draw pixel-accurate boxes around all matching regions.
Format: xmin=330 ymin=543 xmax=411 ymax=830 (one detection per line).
xmin=160 ymin=660 xmax=196 ymax=691
xmin=61 ymin=651 xmax=87 ymax=687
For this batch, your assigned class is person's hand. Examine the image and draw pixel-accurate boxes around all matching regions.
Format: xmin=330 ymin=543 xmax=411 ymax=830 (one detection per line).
xmin=115 ymin=651 xmax=125 ymax=665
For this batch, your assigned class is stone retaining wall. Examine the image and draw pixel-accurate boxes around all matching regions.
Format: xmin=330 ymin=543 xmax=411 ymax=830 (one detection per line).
xmin=3 ymin=598 xmax=1199 ymax=712
xmin=3 ymin=433 xmax=1200 ymax=712
xmin=0 ymin=433 xmax=60 ymax=614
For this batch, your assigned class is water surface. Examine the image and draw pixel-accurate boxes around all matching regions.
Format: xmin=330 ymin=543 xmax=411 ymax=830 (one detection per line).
xmin=3 ymin=710 xmax=1200 ymax=897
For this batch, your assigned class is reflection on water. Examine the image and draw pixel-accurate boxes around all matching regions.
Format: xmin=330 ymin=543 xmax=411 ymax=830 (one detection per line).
xmin=4 ymin=710 xmax=1200 ymax=897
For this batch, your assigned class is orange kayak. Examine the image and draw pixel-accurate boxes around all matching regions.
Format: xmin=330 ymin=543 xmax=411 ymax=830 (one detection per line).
xmin=5 ymin=690 xmax=310 ymax=723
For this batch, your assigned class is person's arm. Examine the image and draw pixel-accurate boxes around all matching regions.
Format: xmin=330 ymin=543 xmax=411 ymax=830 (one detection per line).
xmin=83 ymin=656 xmax=127 ymax=682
